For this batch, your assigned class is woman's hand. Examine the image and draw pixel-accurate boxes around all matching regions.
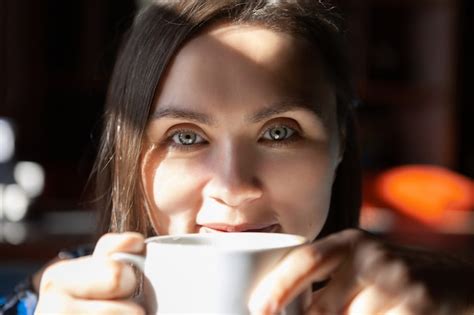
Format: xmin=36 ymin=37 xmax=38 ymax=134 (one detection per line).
xmin=35 ymin=232 xmax=145 ymax=314
xmin=249 ymin=229 xmax=474 ymax=315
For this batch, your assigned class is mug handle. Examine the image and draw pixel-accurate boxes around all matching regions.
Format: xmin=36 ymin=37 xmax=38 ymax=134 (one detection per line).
xmin=111 ymin=253 xmax=145 ymax=272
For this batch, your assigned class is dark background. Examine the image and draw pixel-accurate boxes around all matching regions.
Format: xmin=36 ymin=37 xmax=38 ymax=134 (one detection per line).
xmin=0 ymin=0 xmax=473 ymax=293
xmin=0 ymin=0 xmax=136 ymax=213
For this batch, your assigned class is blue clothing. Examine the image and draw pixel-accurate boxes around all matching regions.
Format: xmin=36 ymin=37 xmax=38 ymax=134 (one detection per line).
xmin=0 ymin=244 xmax=93 ymax=315
xmin=0 ymin=278 xmax=37 ymax=315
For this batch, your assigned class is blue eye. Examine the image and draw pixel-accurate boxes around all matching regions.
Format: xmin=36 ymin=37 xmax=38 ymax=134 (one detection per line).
xmin=171 ymin=131 xmax=205 ymax=146
xmin=262 ymin=126 xmax=295 ymax=141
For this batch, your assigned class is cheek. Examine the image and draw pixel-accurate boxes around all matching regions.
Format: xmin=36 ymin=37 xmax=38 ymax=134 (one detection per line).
xmin=142 ymin=151 xmax=206 ymax=216
xmin=262 ymin=150 xmax=336 ymax=239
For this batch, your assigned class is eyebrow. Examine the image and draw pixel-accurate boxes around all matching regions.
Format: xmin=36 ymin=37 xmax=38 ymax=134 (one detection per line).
xmin=247 ymin=100 xmax=321 ymax=123
xmin=151 ymin=99 xmax=321 ymax=125
xmin=151 ymin=108 xmax=216 ymax=125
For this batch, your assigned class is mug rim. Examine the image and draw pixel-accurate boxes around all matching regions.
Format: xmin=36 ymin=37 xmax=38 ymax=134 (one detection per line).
xmin=145 ymin=232 xmax=308 ymax=252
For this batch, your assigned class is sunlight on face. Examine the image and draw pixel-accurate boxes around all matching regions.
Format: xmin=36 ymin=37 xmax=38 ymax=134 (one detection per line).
xmin=141 ymin=22 xmax=341 ymax=240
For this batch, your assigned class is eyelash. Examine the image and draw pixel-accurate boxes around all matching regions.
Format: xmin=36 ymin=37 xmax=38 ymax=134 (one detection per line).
xmin=258 ymin=125 xmax=301 ymax=147
xmin=163 ymin=124 xmax=301 ymax=151
xmin=163 ymin=128 xmax=208 ymax=151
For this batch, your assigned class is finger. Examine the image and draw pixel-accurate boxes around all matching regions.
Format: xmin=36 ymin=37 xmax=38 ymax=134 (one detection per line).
xmin=40 ymin=255 xmax=137 ymax=300
xmin=248 ymin=229 xmax=364 ymax=314
xmin=93 ymin=232 xmax=145 ymax=257
xmin=308 ymin=238 xmax=410 ymax=314
xmin=353 ymin=242 xmax=415 ymax=298
xmin=346 ymin=242 xmax=434 ymax=315
xmin=308 ymin=259 xmax=362 ymax=314
xmin=72 ymin=298 xmax=145 ymax=315
xmin=36 ymin=292 xmax=145 ymax=315
xmin=385 ymin=284 xmax=435 ymax=315
xmin=345 ymin=285 xmax=396 ymax=315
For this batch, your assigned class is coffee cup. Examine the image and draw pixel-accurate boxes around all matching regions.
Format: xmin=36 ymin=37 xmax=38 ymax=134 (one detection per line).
xmin=112 ymin=232 xmax=308 ymax=314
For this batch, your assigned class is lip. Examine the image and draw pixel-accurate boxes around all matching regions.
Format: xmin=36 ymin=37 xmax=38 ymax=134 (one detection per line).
xmin=199 ymin=223 xmax=280 ymax=233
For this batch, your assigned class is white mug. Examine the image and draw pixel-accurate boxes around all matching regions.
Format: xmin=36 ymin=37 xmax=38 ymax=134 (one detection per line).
xmin=113 ymin=232 xmax=308 ymax=314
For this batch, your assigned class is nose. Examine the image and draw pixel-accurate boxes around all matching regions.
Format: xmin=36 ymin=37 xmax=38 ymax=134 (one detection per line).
xmin=203 ymin=142 xmax=263 ymax=207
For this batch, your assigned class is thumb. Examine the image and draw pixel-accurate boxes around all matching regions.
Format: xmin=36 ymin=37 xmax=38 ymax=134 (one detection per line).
xmin=93 ymin=232 xmax=145 ymax=257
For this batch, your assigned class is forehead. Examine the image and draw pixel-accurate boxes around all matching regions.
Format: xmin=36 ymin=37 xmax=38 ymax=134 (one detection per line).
xmin=186 ymin=22 xmax=310 ymax=69
xmin=178 ymin=22 xmax=328 ymax=85
xmin=154 ymin=22 xmax=336 ymax=122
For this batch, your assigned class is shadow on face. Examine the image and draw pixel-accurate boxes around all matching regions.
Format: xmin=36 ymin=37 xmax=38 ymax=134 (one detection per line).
xmin=138 ymin=21 xmax=342 ymax=240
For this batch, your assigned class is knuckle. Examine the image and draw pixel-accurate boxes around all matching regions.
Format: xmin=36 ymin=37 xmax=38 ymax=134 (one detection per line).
xmin=343 ymin=228 xmax=365 ymax=242
xmin=410 ymin=283 xmax=432 ymax=305
xmin=39 ymin=261 xmax=67 ymax=293
xmin=356 ymin=236 xmax=382 ymax=253
xmin=105 ymin=262 xmax=125 ymax=292
xmin=95 ymin=232 xmax=118 ymax=247
xmin=301 ymin=244 xmax=321 ymax=261
xmin=94 ymin=232 xmax=144 ymax=257
xmin=103 ymin=261 xmax=136 ymax=295
xmin=359 ymin=243 xmax=390 ymax=270
xmin=120 ymin=233 xmax=145 ymax=250
xmin=372 ymin=259 xmax=412 ymax=292
xmin=389 ymin=259 xmax=410 ymax=282
xmin=404 ymin=283 xmax=436 ymax=314
xmin=299 ymin=244 xmax=326 ymax=270
xmin=39 ymin=266 xmax=56 ymax=292
xmin=98 ymin=232 xmax=116 ymax=242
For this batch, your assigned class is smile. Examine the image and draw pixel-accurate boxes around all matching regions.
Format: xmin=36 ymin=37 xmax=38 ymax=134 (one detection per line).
xmin=199 ymin=223 xmax=280 ymax=233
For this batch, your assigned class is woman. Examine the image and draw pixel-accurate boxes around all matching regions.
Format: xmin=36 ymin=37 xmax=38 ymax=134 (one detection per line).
xmin=5 ymin=0 xmax=474 ymax=314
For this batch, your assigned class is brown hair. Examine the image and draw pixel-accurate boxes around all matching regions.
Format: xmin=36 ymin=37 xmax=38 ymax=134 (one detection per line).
xmin=92 ymin=0 xmax=361 ymax=238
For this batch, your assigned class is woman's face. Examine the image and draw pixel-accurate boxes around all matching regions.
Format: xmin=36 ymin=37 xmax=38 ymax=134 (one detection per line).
xmin=141 ymin=23 xmax=341 ymax=240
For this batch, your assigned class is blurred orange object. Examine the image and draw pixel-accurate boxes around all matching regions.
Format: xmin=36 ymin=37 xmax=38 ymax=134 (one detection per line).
xmin=375 ymin=165 xmax=474 ymax=229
